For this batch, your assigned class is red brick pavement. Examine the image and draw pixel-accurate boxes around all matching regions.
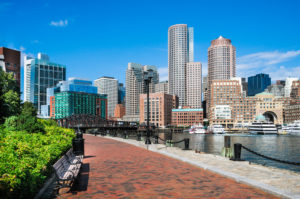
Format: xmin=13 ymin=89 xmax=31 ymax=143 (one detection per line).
xmin=57 ymin=134 xmax=279 ymax=199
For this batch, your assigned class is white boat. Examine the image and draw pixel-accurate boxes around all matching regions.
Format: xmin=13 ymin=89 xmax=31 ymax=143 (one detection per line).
xmin=248 ymin=121 xmax=277 ymax=134
xmin=211 ymin=125 xmax=225 ymax=134
xmin=289 ymin=120 xmax=300 ymax=135
xmin=277 ymin=125 xmax=291 ymax=135
xmin=189 ymin=124 xmax=206 ymax=134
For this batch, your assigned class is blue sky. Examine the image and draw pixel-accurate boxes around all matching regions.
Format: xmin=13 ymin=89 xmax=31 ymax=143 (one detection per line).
xmin=1 ymin=0 xmax=300 ymax=90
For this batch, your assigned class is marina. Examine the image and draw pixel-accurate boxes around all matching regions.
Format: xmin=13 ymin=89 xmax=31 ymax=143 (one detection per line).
xmin=159 ymin=132 xmax=300 ymax=173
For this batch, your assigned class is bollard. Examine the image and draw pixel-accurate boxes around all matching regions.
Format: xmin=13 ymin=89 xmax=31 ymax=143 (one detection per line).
xmin=123 ymin=131 xmax=127 ymax=139
xmin=231 ymin=143 xmax=242 ymax=161
xmin=137 ymin=132 xmax=141 ymax=141
xmin=183 ymin=138 xmax=190 ymax=150
xmin=154 ymin=135 xmax=158 ymax=144
xmin=224 ymin=136 xmax=231 ymax=148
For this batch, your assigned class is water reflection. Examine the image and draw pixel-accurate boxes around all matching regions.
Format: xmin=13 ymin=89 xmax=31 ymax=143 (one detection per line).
xmin=159 ymin=132 xmax=300 ymax=173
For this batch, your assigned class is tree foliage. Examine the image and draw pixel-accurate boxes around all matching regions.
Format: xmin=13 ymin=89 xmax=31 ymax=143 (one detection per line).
xmin=4 ymin=102 xmax=43 ymax=133
xmin=0 ymin=69 xmax=21 ymax=123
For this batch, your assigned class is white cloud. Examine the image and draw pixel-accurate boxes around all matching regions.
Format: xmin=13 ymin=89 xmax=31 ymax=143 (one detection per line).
xmin=237 ymin=50 xmax=300 ymax=80
xmin=261 ymin=65 xmax=300 ymax=80
xmin=31 ymin=40 xmax=39 ymax=44
xmin=158 ymin=67 xmax=168 ymax=81
xmin=50 ymin=19 xmax=68 ymax=27
xmin=19 ymin=46 xmax=25 ymax=52
xmin=237 ymin=50 xmax=300 ymax=70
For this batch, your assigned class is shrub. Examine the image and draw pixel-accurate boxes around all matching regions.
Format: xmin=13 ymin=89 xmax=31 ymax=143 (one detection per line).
xmin=0 ymin=120 xmax=75 ymax=198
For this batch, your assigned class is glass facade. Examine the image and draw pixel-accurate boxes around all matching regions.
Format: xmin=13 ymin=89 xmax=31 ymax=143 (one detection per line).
xmin=24 ymin=53 xmax=66 ymax=115
xmin=248 ymin=73 xmax=271 ymax=96
xmin=45 ymin=77 xmax=107 ymax=119
xmin=54 ymin=92 xmax=106 ymax=119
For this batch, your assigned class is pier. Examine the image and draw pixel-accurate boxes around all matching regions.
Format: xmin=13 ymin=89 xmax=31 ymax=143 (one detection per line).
xmin=56 ymin=134 xmax=289 ymax=198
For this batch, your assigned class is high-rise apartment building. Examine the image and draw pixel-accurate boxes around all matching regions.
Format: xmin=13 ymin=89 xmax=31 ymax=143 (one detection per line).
xmin=155 ymin=81 xmax=169 ymax=93
xmin=247 ymin=73 xmax=271 ymax=96
xmin=24 ymin=53 xmax=66 ymax=114
xmin=125 ymin=63 xmax=159 ymax=121
xmin=208 ymin=36 xmax=236 ymax=85
xmin=168 ymin=24 xmax=194 ymax=106
xmin=0 ymin=47 xmax=21 ymax=87
xmin=94 ymin=76 xmax=118 ymax=118
xmin=186 ymin=62 xmax=202 ymax=108
xmin=207 ymin=36 xmax=236 ymax=116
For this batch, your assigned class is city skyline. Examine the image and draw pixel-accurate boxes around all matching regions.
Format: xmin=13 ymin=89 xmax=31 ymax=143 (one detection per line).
xmin=1 ymin=0 xmax=300 ymax=90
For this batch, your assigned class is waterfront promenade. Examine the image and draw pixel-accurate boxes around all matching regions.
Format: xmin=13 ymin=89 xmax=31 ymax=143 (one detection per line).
xmin=57 ymin=134 xmax=279 ymax=199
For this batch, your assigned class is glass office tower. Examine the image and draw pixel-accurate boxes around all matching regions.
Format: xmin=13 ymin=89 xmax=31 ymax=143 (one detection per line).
xmin=24 ymin=53 xmax=66 ymax=114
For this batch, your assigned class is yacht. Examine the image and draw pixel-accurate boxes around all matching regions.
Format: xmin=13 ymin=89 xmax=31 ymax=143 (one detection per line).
xmin=289 ymin=120 xmax=300 ymax=135
xmin=189 ymin=124 xmax=206 ymax=134
xmin=211 ymin=124 xmax=225 ymax=134
xmin=248 ymin=121 xmax=277 ymax=134
xmin=277 ymin=125 xmax=291 ymax=135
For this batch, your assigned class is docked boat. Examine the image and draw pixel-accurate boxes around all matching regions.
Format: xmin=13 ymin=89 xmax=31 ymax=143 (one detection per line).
xmin=211 ymin=124 xmax=225 ymax=134
xmin=289 ymin=120 xmax=300 ymax=135
xmin=189 ymin=124 xmax=206 ymax=134
xmin=277 ymin=125 xmax=291 ymax=135
xmin=248 ymin=121 xmax=277 ymax=134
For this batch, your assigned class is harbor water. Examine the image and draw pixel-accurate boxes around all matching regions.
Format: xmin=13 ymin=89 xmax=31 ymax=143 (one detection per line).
xmin=160 ymin=132 xmax=300 ymax=173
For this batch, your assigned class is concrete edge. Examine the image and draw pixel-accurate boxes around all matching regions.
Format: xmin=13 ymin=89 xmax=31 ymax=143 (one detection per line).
xmin=98 ymin=135 xmax=300 ymax=199
xmin=34 ymin=173 xmax=56 ymax=199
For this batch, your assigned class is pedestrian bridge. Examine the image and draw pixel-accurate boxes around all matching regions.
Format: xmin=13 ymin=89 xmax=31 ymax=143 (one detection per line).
xmin=56 ymin=114 xmax=138 ymax=131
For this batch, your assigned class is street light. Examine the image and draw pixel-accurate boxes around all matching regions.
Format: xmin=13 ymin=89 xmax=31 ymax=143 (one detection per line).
xmin=144 ymin=69 xmax=153 ymax=145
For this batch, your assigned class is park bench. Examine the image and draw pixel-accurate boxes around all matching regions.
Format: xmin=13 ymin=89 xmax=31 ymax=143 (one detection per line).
xmin=52 ymin=148 xmax=82 ymax=193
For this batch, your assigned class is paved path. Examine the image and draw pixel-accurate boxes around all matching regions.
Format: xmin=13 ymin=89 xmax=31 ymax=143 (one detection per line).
xmin=58 ymin=135 xmax=279 ymax=199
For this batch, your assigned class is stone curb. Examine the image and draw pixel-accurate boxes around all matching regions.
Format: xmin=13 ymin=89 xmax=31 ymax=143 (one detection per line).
xmin=99 ymin=135 xmax=300 ymax=199
xmin=34 ymin=174 xmax=56 ymax=199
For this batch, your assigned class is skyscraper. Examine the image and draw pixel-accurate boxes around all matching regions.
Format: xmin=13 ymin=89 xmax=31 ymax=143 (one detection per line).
xmin=0 ymin=47 xmax=21 ymax=87
xmin=247 ymin=73 xmax=271 ymax=96
xmin=24 ymin=53 xmax=66 ymax=114
xmin=118 ymin=83 xmax=125 ymax=105
xmin=168 ymin=24 xmax=194 ymax=106
xmin=155 ymin=81 xmax=169 ymax=93
xmin=186 ymin=62 xmax=202 ymax=108
xmin=94 ymin=76 xmax=118 ymax=118
xmin=124 ymin=63 xmax=158 ymax=121
xmin=208 ymin=36 xmax=236 ymax=86
xmin=207 ymin=36 xmax=236 ymax=115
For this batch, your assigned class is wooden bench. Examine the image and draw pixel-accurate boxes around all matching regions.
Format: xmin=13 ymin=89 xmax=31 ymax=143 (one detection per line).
xmin=53 ymin=148 xmax=83 ymax=193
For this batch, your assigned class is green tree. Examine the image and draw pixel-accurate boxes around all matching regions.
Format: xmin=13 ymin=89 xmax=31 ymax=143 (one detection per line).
xmin=0 ymin=68 xmax=21 ymax=123
xmin=21 ymin=101 xmax=37 ymax=117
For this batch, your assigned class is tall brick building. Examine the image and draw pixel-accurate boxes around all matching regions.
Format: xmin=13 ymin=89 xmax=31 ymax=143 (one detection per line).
xmin=0 ymin=47 xmax=21 ymax=87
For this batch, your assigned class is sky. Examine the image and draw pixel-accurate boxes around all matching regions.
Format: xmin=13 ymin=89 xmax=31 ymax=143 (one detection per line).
xmin=1 ymin=0 xmax=300 ymax=93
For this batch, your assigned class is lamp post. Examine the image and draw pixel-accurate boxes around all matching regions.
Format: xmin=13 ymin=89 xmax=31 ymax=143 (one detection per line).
xmin=144 ymin=69 xmax=153 ymax=145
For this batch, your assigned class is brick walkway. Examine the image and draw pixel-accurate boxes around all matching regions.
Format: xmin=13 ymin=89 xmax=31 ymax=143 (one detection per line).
xmin=57 ymin=134 xmax=279 ymax=199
